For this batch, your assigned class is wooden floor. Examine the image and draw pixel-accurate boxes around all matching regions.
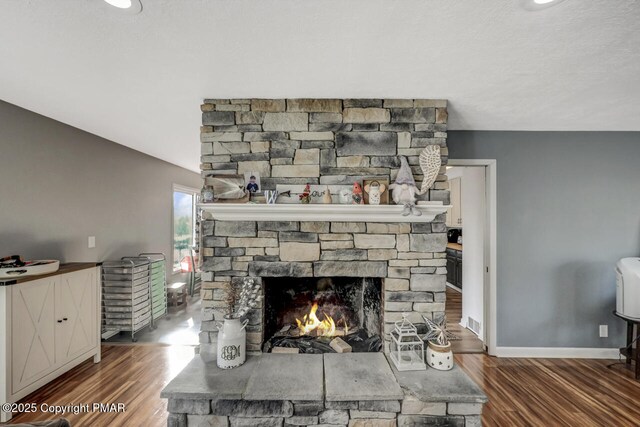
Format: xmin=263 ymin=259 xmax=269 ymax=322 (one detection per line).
xmin=6 ymin=345 xmax=640 ymax=426
xmin=5 ymin=345 xmax=195 ymax=427
xmin=455 ymin=354 xmax=640 ymax=426
xmin=446 ymin=286 xmax=485 ymax=353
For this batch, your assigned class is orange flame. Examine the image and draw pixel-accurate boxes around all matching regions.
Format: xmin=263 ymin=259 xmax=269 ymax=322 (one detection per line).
xmin=296 ymin=303 xmax=346 ymax=337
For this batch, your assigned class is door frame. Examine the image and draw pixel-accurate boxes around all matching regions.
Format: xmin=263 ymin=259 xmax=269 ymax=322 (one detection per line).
xmin=447 ymin=159 xmax=497 ymax=356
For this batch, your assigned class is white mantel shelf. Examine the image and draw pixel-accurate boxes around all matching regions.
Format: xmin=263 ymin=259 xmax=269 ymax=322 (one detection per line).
xmin=198 ymin=202 xmax=451 ymax=223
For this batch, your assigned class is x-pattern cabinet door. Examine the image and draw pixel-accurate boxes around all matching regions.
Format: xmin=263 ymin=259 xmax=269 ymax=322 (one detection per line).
xmin=11 ymin=277 xmax=57 ymax=394
xmin=55 ymin=269 xmax=97 ymax=364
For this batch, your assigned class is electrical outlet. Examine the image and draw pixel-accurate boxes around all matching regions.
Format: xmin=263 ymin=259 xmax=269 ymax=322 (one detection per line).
xmin=599 ymin=325 xmax=608 ymax=338
xmin=88 ymin=236 xmax=96 ymax=249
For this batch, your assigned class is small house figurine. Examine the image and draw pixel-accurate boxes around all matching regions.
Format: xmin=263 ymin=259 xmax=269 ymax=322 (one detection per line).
xmin=389 ymin=314 xmax=426 ymax=371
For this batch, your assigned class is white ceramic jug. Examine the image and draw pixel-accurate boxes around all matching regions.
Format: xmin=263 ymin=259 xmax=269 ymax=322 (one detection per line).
xmin=216 ymin=316 xmax=249 ymax=369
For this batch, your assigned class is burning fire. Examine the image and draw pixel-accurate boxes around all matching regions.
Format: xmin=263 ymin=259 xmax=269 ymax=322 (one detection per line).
xmin=295 ymin=303 xmax=348 ymax=337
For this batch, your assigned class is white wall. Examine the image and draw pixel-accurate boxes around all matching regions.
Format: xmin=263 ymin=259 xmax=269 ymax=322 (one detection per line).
xmin=459 ymin=167 xmax=486 ymax=339
xmin=0 ymin=101 xmax=202 ymax=280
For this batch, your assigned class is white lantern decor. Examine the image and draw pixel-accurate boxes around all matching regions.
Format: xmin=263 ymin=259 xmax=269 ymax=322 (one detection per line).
xmin=389 ymin=314 xmax=426 ymax=371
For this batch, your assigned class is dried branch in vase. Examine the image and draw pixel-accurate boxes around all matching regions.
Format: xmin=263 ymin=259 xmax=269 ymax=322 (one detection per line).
xmin=228 ymin=277 xmax=262 ymax=318
xmin=223 ymin=281 xmax=240 ymax=317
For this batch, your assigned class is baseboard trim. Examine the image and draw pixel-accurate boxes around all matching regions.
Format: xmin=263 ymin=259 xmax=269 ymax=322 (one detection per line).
xmin=495 ymin=346 xmax=620 ymax=359
xmin=446 ymin=282 xmax=462 ymax=293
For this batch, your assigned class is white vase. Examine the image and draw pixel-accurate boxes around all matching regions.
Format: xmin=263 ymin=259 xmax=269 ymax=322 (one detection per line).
xmin=216 ymin=316 xmax=249 ymax=369
xmin=426 ymin=341 xmax=453 ymax=371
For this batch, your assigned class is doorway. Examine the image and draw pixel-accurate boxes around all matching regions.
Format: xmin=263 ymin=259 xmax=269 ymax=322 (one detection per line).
xmin=445 ymin=160 xmax=497 ymax=355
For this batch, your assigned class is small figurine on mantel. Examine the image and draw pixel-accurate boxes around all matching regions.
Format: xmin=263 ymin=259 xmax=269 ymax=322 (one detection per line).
xmin=351 ymin=182 xmax=364 ymax=205
xmin=322 ymin=186 xmax=333 ymax=204
xmin=389 ymin=156 xmax=422 ymax=216
xmin=364 ymin=181 xmax=386 ymax=205
xmin=299 ymin=183 xmax=311 ymax=204
xmin=389 ymin=146 xmax=442 ymax=216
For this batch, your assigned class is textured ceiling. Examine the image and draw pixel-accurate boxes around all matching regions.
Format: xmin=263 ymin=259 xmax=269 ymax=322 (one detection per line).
xmin=0 ymin=0 xmax=638 ymax=171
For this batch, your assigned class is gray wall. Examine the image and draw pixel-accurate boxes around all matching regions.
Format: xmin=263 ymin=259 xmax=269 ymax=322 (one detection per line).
xmin=0 ymin=100 xmax=201 ymax=280
xmin=448 ymin=131 xmax=640 ymax=348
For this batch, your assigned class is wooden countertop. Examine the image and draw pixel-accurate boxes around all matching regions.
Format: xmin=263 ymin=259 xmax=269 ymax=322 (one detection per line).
xmin=0 ymin=262 xmax=99 ymax=286
xmin=447 ymin=243 xmax=463 ymax=251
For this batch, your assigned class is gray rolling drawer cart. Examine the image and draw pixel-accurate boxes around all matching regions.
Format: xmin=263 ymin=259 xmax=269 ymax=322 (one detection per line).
xmin=101 ymin=257 xmax=154 ymax=341
xmin=140 ymin=253 xmax=168 ymax=321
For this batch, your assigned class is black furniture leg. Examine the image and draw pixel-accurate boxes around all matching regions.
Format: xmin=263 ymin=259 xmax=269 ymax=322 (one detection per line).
xmin=627 ymin=322 xmax=634 ymax=366
xmin=635 ymin=325 xmax=640 ymax=380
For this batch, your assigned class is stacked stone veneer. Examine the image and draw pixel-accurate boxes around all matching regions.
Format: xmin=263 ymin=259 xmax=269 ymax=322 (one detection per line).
xmin=198 ymin=99 xmax=450 ymax=352
xmin=167 ymin=397 xmax=482 ymax=427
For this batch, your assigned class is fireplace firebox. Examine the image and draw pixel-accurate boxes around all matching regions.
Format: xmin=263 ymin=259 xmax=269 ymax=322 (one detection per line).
xmin=262 ymin=277 xmax=383 ymax=353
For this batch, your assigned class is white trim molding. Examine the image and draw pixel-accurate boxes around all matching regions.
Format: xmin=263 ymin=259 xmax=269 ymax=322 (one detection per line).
xmin=172 ymin=183 xmax=200 ymax=273
xmin=448 ymin=159 xmax=497 ymax=356
xmin=495 ymin=346 xmax=620 ymax=359
xmin=198 ymin=202 xmax=451 ymax=223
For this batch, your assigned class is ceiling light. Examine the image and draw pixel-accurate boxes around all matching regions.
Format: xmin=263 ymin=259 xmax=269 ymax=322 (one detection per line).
xmin=104 ymin=0 xmax=132 ymax=8
xmin=99 ymin=0 xmax=142 ymax=14
xmin=521 ymin=0 xmax=567 ymax=11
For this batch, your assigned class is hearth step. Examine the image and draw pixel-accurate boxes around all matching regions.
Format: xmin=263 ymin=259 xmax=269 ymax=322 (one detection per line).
xmin=161 ymin=351 xmax=488 ymax=427
xmin=245 ymin=354 xmax=324 ymax=401
xmin=324 ymin=353 xmax=404 ymax=401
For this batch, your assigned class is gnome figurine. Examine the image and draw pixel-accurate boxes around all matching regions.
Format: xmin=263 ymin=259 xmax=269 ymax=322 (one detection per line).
xmin=389 ymin=156 xmax=422 ymax=216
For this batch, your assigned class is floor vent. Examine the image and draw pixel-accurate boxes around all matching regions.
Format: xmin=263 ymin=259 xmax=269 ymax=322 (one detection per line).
xmin=467 ymin=316 xmax=481 ymax=336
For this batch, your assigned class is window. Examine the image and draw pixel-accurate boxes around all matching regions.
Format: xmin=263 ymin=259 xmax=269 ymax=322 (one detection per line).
xmin=173 ymin=184 xmax=199 ymax=272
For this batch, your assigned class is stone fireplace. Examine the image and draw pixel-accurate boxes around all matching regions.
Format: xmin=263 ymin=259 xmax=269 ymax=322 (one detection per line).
xmin=160 ymin=98 xmax=488 ymax=427
xmin=198 ymin=98 xmax=450 ymax=353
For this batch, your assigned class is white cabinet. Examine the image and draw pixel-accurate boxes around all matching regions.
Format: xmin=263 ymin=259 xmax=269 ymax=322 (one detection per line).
xmin=447 ymin=177 xmax=463 ymax=227
xmin=11 ymin=277 xmax=57 ymax=393
xmin=1 ymin=266 xmax=101 ymax=422
xmin=55 ymin=270 xmax=97 ymax=363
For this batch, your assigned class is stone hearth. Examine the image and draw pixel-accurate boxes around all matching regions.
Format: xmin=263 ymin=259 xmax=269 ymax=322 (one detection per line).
xmin=161 ymin=353 xmax=487 ymax=427
xmin=198 ymin=99 xmax=451 ymax=353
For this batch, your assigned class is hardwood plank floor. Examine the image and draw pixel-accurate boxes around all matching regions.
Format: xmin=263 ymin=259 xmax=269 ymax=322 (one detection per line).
xmin=446 ymin=286 xmax=485 ymax=353
xmin=6 ymin=345 xmax=640 ymax=426
xmin=455 ymin=354 xmax=640 ymax=426
xmin=5 ymin=345 xmax=195 ymax=427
